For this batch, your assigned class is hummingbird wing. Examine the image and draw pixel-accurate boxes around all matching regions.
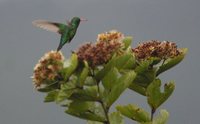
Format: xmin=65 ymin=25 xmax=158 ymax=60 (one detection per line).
xmin=32 ymin=20 xmax=67 ymax=34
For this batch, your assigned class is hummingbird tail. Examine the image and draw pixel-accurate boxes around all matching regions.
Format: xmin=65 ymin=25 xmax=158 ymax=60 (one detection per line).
xmin=57 ymin=43 xmax=63 ymax=51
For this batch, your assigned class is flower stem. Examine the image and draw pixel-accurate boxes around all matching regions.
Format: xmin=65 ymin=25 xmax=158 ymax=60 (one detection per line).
xmin=151 ymin=108 xmax=156 ymax=121
xmin=96 ymin=82 xmax=110 ymax=124
xmin=161 ymin=59 xmax=166 ymax=66
xmin=100 ymin=101 xmax=110 ymax=124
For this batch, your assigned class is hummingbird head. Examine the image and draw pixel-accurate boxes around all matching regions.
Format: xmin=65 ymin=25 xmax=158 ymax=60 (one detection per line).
xmin=71 ymin=17 xmax=87 ymax=28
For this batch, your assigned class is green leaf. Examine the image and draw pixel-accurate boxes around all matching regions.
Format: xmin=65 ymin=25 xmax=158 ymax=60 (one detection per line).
xmin=135 ymin=60 xmax=151 ymax=74
xmin=114 ymin=53 xmax=135 ymax=70
xmin=67 ymin=101 xmax=91 ymax=112
xmin=150 ymin=57 xmax=162 ymax=66
xmin=109 ymin=112 xmax=124 ymax=124
xmin=95 ymin=62 xmax=113 ymax=81
xmin=37 ymin=81 xmax=59 ymax=92
xmin=87 ymin=121 xmax=103 ymax=124
xmin=85 ymin=76 xmax=97 ymax=86
xmin=78 ymin=61 xmax=89 ymax=87
xmin=62 ymin=53 xmax=78 ymax=80
xmin=69 ymin=86 xmax=99 ymax=101
xmin=56 ymin=83 xmax=77 ymax=103
xmin=95 ymin=53 xmax=135 ymax=81
xmin=134 ymin=60 xmax=156 ymax=87
xmin=116 ymin=104 xmax=151 ymax=123
xmin=66 ymin=101 xmax=106 ymax=122
xmin=129 ymin=83 xmax=146 ymax=96
xmin=44 ymin=90 xmax=58 ymax=102
xmin=102 ymin=67 xmax=119 ymax=90
xmin=156 ymin=48 xmax=188 ymax=76
xmin=134 ymin=69 xmax=156 ymax=88
xmin=105 ymin=71 xmax=136 ymax=107
xmin=141 ymin=110 xmax=169 ymax=124
xmin=152 ymin=109 xmax=169 ymax=124
xmin=123 ymin=36 xmax=133 ymax=50
xmin=147 ymin=79 xmax=175 ymax=110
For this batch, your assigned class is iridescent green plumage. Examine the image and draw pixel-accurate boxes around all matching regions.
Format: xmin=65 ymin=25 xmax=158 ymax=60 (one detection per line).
xmin=33 ymin=17 xmax=85 ymax=51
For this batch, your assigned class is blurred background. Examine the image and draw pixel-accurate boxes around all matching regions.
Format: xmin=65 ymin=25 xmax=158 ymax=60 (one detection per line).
xmin=0 ymin=0 xmax=199 ymax=123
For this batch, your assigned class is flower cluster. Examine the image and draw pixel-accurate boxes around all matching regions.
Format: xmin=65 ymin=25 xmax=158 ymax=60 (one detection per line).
xmin=76 ymin=30 xmax=124 ymax=67
xmin=97 ymin=30 xmax=124 ymax=42
xmin=132 ymin=40 xmax=181 ymax=60
xmin=32 ymin=51 xmax=64 ymax=88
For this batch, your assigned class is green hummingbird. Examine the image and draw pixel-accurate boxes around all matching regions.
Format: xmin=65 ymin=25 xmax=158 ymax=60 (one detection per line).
xmin=32 ymin=17 xmax=87 ymax=51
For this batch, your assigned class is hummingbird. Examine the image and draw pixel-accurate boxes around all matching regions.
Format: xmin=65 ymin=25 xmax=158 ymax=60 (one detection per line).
xmin=32 ymin=17 xmax=87 ymax=51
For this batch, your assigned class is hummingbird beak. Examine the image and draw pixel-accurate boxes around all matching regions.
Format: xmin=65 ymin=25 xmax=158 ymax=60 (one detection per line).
xmin=80 ymin=18 xmax=87 ymax=22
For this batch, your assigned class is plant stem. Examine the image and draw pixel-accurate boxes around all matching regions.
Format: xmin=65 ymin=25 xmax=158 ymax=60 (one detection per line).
xmin=151 ymin=108 xmax=156 ymax=121
xmin=96 ymin=82 xmax=110 ymax=124
xmin=161 ymin=59 xmax=166 ymax=66
xmin=100 ymin=101 xmax=110 ymax=124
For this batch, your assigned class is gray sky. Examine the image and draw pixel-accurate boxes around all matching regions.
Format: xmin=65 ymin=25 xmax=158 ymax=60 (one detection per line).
xmin=0 ymin=0 xmax=199 ymax=123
